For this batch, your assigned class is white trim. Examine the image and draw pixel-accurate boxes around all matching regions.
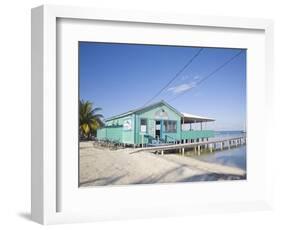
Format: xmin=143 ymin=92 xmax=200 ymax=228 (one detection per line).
xmin=181 ymin=112 xmax=215 ymax=122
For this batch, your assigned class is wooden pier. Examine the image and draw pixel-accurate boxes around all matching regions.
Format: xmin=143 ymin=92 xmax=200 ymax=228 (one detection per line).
xmin=133 ymin=136 xmax=246 ymax=156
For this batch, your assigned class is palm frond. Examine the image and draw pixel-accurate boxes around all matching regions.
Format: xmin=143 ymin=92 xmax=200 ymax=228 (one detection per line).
xmin=79 ymin=99 xmax=104 ymax=138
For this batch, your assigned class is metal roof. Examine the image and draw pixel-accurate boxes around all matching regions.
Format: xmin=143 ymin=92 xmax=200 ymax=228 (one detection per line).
xmin=181 ymin=112 xmax=215 ymax=123
xmin=105 ymin=100 xmax=215 ymax=123
xmin=105 ymin=100 xmax=182 ymax=121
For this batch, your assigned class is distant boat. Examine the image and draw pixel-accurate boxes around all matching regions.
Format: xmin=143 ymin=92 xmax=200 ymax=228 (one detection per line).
xmin=241 ymin=122 xmax=247 ymax=133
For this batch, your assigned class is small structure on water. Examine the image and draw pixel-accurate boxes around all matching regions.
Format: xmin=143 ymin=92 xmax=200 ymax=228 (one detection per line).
xmin=97 ymin=100 xmax=215 ymax=147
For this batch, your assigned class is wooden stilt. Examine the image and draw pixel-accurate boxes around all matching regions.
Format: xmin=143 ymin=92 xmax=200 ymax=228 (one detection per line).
xmin=209 ymin=144 xmax=213 ymax=153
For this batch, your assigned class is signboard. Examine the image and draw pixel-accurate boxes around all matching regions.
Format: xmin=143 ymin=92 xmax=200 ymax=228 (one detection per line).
xmin=154 ymin=109 xmax=169 ymax=120
xmin=123 ymin=119 xmax=132 ymax=130
xmin=140 ymin=125 xmax=147 ymax=133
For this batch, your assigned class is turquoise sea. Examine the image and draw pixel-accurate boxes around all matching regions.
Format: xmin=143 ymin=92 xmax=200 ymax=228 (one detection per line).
xmin=193 ymin=131 xmax=247 ymax=170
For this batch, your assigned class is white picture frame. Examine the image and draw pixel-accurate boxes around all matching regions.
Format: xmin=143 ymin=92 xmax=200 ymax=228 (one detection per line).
xmin=31 ymin=5 xmax=274 ymax=225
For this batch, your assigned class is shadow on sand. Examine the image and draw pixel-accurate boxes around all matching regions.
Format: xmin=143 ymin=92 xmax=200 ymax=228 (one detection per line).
xmin=132 ymin=168 xmax=246 ymax=185
xmin=79 ymin=158 xmax=246 ymax=186
xmin=79 ymin=174 xmax=127 ymax=187
xmin=177 ymin=173 xmax=246 ymax=182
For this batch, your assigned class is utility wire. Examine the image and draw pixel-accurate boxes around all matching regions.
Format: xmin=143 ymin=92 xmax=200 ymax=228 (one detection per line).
xmin=170 ymin=49 xmax=244 ymax=102
xmin=142 ymin=47 xmax=204 ymax=106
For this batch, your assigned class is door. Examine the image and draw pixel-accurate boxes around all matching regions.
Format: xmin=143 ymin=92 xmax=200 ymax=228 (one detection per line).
xmin=155 ymin=120 xmax=161 ymax=139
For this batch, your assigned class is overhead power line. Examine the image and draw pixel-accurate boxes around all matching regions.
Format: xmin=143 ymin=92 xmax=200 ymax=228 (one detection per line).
xmin=143 ymin=47 xmax=204 ymax=106
xmin=170 ymin=49 xmax=244 ymax=102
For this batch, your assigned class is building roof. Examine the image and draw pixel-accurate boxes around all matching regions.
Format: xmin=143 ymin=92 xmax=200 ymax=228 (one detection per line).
xmin=105 ymin=100 xmax=180 ymax=121
xmin=105 ymin=100 xmax=215 ymax=123
xmin=181 ymin=112 xmax=215 ymax=123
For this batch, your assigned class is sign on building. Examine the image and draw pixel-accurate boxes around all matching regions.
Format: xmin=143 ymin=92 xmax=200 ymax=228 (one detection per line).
xmin=123 ymin=119 xmax=132 ymax=130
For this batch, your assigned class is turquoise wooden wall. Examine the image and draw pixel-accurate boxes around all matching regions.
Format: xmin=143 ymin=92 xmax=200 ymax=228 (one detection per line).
xmin=181 ymin=130 xmax=214 ymax=140
xmin=97 ymin=115 xmax=135 ymax=144
xmin=96 ymin=103 xmax=214 ymax=145
xmin=135 ymin=104 xmax=182 ymax=145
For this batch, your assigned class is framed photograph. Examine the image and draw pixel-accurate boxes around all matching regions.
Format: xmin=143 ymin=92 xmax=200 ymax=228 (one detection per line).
xmin=31 ymin=5 xmax=274 ymax=224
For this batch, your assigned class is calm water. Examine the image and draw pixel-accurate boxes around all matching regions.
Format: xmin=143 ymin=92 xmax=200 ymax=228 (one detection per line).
xmin=193 ymin=131 xmax=247 ymax=170
xmin=212 ymin=130 xmax=246 ymax=141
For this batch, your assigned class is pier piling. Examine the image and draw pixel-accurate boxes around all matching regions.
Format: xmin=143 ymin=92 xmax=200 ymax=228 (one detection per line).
xmin=134 ymin=136 xmax=246 ymax=157
xmin=209 ymin=144 xmax=213 ymax=153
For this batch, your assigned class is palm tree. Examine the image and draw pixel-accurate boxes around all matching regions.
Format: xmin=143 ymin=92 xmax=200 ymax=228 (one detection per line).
xmin=79 ymin=100 xmax=103 ymax=139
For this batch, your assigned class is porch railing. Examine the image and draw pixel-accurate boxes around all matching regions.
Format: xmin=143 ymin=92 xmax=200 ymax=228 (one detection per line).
xmin=181 ymin=130 xmax=214 ymax=140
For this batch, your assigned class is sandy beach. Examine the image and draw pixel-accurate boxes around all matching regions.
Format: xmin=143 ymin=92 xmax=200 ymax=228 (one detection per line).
xmin=79 ymin=141 xmax=246 ymax=187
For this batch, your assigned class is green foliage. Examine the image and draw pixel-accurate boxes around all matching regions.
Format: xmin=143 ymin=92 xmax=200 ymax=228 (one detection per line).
xmin=79 ymin=100 xmax=103 ymax=139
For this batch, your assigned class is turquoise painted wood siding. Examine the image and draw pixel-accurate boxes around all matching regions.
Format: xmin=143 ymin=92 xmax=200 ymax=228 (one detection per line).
xmin=135 ymin=104 xmax=182 ymax=145
xmin=97 ymin=115 xmax=135 ymax=144
xmin=96 ymin=128 xmax=106 ymax=139
xmin=106 ymin=126 xmax=123 ymax=142
xmin=181 ymin=130 xmax=214 ymax=140
xmin=96 ymin=101 xmax=215 ymax=146
xmin=96 ymin=126 xmax=123 ymax=142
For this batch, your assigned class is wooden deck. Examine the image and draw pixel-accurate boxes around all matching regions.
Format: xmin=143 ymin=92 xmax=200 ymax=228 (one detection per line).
xmin=133 ymin=136 xmax=246 ymax=155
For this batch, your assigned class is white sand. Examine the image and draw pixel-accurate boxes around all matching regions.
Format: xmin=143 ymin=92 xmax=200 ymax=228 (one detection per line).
xmin=79 ymin=141 xmax=246 ymax=187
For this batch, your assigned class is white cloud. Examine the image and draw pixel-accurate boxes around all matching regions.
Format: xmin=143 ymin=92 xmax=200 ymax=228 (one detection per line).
xmin=181 ymin=74 xmax=200 ymax=81
xmin=181 ymin=75 xmax=189 ymax=80
xmin=168 ymin=81 xmax=197 ymax=94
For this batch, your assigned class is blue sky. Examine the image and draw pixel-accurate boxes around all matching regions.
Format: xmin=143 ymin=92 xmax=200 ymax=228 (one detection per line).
xmin=79 ymin=42 xmax=246 ymax=131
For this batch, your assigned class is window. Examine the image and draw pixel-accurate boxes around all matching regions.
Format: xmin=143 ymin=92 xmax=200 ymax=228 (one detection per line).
xmin=164 ymin=120 xmax=177 ymax=133
xmin=140 ymin=119 xmax=147 ymax=133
